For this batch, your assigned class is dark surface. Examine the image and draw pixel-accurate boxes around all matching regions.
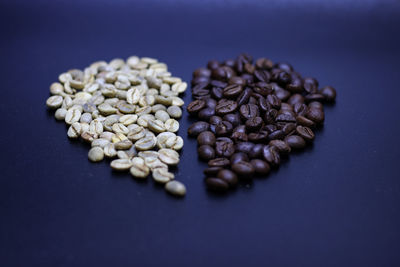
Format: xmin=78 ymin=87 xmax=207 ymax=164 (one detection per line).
xmin=1 ymin=0 xmax=400 ymax=266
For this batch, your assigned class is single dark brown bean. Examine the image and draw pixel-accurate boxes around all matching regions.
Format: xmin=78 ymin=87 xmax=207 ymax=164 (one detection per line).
xmin=263 ymin=145 xmax=280 ymax=167
xmin=205 ymin=177 xmax=229 ymax=192
xmin=284 ymin=135 xmax=306 ymax=149
xmin=286 ymin=78 xmax=303 ymax=93
xmin=209 ymin=115 xmax=223 ymax=125
xmin=254 ymin=69 xmax=271 ymax=82
xmin=217 ymin=169 xmax=238 ymax=187
xmin=296 ymin=125 xmax=315 ymax=141
xmin=193 ymin=67 xmax=211 ymax=78
xmin=296 ymin=115 xmax=315 ymax=128
xmin=250 ymin=159 xmax=271 ymax=175
xmin=275 ymin=113 xmax=296 ymax=123
xmin=228 ymin=76 xmax=246 ymax=86
xmin=248 ymin=143 xmax=264 ymax=158
xmin=204 ymin=167 xmax=222 ymax=176
xmin=237 ymin=88 xmax=252 ymax=106
xmin=223 ymin=84 xmax=243 ymax=98
xmin=245 ymin=117 xmax=263 ymax=131
xmin=306 ymin=108 xmax=324 ymax=124
xmin=253 ymin=83 xmax=272 ymax=96
xmin=282 ymin=123 xmax=296 ymax=135
xmin=308 ymin=101 xmax=324 ymax=110
xmin=258 ymin=97 xmax=270 ymax=113
xmin=198 ymin=107 xmax=215 ymax=121
xmin=215 ymin=140 xmax=235 ymax=158
xmin=264 ymin=109 xmax=278 ymax=124
xmin=223 ymin=113 xmax=241 ymax=126
xmin=269 ymin=140 xmax=291 ymax=155
xmin=210 ymin=80 xmax=228 ymax=88
xmin=197 ymin=131 xmax=216 ymax=146
xmin=287 ymin=94 xmax=304 ymax=106
xmin=267 ymin=94 xmax=281 ymax=109
xmin=275 ymin=88 xmax=291 ymax=101
xmin=230 ymin=152 xmax=249 ymax=164
xmin=215 ymin=121 xmax=233 ymax=136
xmin=187 ymin=99 xmax=206 ymax=114
xmin=215 ymin=99 xmax=238 ymax=115
xmin=240 ymin=104 xmax=259 ymax=119
xmin=293 ymin=103 xmax=308 ymax=116
xmin=208 ymin=158 xmax=230 ymax=168
xmin=188 ymin=121 xmax=209 ymax=136
xmin=235 ymin=142 xmax=254 ymax=154
xmin=205 ymin=98 xmax=217 ymax=109
xmin=305 ymin=93 xmax=325 ymax=103
xmin=255 ymin=57 xmax=274 ymax=69
xmin=191 ymin=76 xmax=210 ymax=86
xmin=198 ymin=145 xmax=215 ymax=161
xmin=320 ymin=86 xmax=336 ymax=102
xmin=207 ymin=60 xmax=220 ymax=70
xmin=303 ymin=77 xmax=319 ymax=93
xmin=248 ymin=132 xmax=268 ymax=143
xmin=232 ymin=161 xmax=255 ymax=177
xmin=280 ymin=103 xmax=293 ymax=111
xmin=211 ymin=87 xmax=223 ymax=99
xmin=268 ymin=129 xmax=285 ymax=140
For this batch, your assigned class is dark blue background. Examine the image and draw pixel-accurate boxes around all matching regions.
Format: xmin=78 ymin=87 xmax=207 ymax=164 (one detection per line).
xmin=1 ymin=0 xmax=400 ymax=266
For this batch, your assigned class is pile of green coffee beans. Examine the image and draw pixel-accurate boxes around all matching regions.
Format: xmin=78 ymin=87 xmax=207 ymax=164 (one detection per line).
xmin=46 ymin=56 xmax=187 ymax=197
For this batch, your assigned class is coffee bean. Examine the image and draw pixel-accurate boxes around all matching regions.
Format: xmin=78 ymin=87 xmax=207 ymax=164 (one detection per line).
xmin=208 ymin=158 xmax=230 ymax=168
xmin=245 ymin=117 xmax=263 ymax=131
xmin=198 ymin=145 xmax=215 ymax=161
xmin=204 ymin=167 xmax=223 ymax=176
xmin=215 ymin=139 xmax=235 ymax=158
xmin=250 ymin=159 xmax=270 ymax=175
xmin=230 ymin=152 xmax=249 ymax=164
xmin=306 ymin=108 xmax=324 ymax=124
xmin=223 ymin=84 xmax=243 ymax=98
xmin=268 ymin=129 xmax=285 ymax=140
xmin=248 ymin=143 xmax=264 ymax=158
xmin=197 ymin=131 xmax=216 ymax=146
xmin=240 ymin=104 xmax=259 ymax=119
xmin=320 ymin=86 xmax=336 ymax=102
xmin=237 ymin=88 xmax=251 ymax=106
xmin=284 ymin=135 xmax=306 ymax=149
xmin=88 ymin=147 xmax=104 ymax=162
xmin=223 ymin=113 xmax=241 ymax=127
xmin=198 ymin=107 xmax=215 ymax=120
xmin=308 ymin=101 xmax=324 ymax=110
xmin=217 ymin=169 xmax=238 ymax=187
xmin=165 ymin=181 xmax=186 ymax=197
xmin=215 ymin=121 xmax=233 ymax=136
xmin=235 ymin=142 xmax=254 ymax=154
xmin=269 ymin=140 xmax=291 ymax=155
xmin=210 ymin=115 xmax=223 ymax=125
xmin=232 ymin=161 xmax=255 ymax=177
xmin=215 ymin=99 xmax=238 ymax=115
xmin=296 ymin=126 xmax=315 ymax=141
xmin=263 ymin=145 xmax=280 ymax=167
xmin=188 ymin=121 xmax=209 ymax=136
xmin=296 ymin=115 xmax=315 ymax=128
xmin=205 ymin=177 xmax=229 ymax=192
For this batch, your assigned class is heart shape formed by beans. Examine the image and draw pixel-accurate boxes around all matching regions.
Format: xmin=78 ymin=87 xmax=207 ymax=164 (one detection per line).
xmin=187 ymin=54 xmax=337 ymax=193
xmin=46 ymin=56 xmax=187 ymax=197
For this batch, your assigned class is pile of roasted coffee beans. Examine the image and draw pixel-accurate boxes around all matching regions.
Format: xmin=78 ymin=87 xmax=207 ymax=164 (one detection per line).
xmin=46 ymin=56 xmax=187 ymax=197
xmin=187 ymin=53 xmax=336 ymax=193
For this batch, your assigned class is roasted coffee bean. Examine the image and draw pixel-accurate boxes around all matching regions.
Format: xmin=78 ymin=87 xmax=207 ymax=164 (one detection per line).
xmin=303 ymin=77 xmax=319 ymax=93
xmin=205 ymin=98 xmax=217 ymax=109
xmin=284 ymin=135 xmax=306 ymax=149
xmin=215 ymin=99 xmax=238 ymax=115
xmin=293 ymin=103 xmax=308 ymax=116
xmin=266 ymin=94 xmax=281 ymax=109
xmin=269 ymin=140 xmax=291 ymax=155
xmin=198 ymin=145 xmax=215 ymax=161
xmin=204 ymin=167 xmax=223 ymax=176
xmin=209 ymin=115 xmax=223 ymax=125
xmin=223 ymin=113 xmax=241 ymax=127
xmin=188 ymin=121 xmax=209 ymax=136
xmin=275 ymin=88 xmax=291 ymax=101
xmin=240 ymin=103 xmax=259 ymax=119
xmin=306 ymin=108 xmax=325 ymax=124
xmin=237 ymin=88 xmax=252 ymax=106
xmin=215 ymin=140 xmax=235 ymax=158
xmin=235 ymin=142 xmax=254 ymax=154
xmin=232 ymin=161 xmax=255 ymax=177
xmin=211 ymin=87 xmax=223 ymax=99
xmin=268 ymin=129 xmax=285 ymax=140
xmin=263 ymin=145 xmax=280 ymax=167
xmin=230 ymin=152 xmax=249 ymax=164
xmin=207 ymin=60 xmax=220 ymax=70
xmin=308 ymin=101 xmax=324 ymax=110
xmin=231 ymin=131 xmax=248 ymax=142
xmin=228 ymin=76 xmax=246 ymax=86
xmin=255 ymin=57 xmax=274 ymax=69
xmin=320 ymin=86 xmax=337 ymax=102
xmin=254 ymin=69 xmax=271 ymax=82
xmin=248 ymin=143 xmax=264 ymax=158
xmin=208 ymin=158 xmax=230 ymax=168
xmin=193 ymin=67 xmax=211 ymax=78
xmin=223 ymin=84 xmax=243 ymax=98
xmin=296 ymin=115 xmax=315 ymax=128
xmin=187 ymin=99 xmax=206 ymax=114
xmin=282 ymin=123 xmax=296 ymax=135
xmin=197 ymin=131 xmax=216 ymax=146
xmin=215 ymin=121 xmax=233 ymax=136
xmin=205 ymin=177 xmax=229 ymax=192
xmin=276 ymin=113 xmax=296 ymax=123
xmin=198 ymin=107 xmax=215 ymax=120
xmin=217 ymin=169 xmax=238 ymax=187
xmin=286 ymin=78 xmax=303 ymax=93
xmin=287 ymin=94 xmax=304 ymax=106
xmin=245 ymin=117 xmax=263 ymax=131
xmin=305 ymin=93 xmax=325 ymax=103
xmin=280 ymin=103 xmax=293 ymax=111
xmin=248 ymin=132 xmax=268 ymax=143
xmin=264 ymin=109 xmax=278 ymax=124
xmin=296 ymin=126 xmax=315 ymax=141
xmin=250 ymin=159 xmax=270 ymax=175
xmin=210 ymin=80 xmax=228 ymax=88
